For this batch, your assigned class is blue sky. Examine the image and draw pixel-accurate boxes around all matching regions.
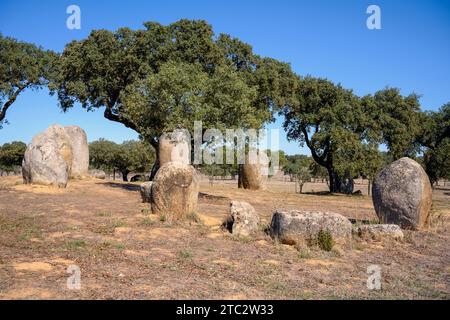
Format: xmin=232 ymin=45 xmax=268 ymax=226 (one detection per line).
xmin=1 ymin=0 xmax=449 ymax=155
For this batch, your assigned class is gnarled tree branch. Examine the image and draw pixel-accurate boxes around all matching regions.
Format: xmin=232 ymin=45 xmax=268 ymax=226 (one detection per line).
xmin=0 ymin=84 xmax=28 ymax=123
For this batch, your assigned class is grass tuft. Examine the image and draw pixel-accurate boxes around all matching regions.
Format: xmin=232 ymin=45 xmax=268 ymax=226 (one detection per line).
xmin=64 ymin=240 xmax=87 ymax=250
xmin=317 ymin=229 xmax=334 ymax=252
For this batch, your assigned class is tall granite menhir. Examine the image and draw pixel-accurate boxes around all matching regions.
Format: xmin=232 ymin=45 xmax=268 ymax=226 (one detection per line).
xmin=22 ymin=125 xmax=89 ymax=188
xmin=144 ymin=130 xmax=200 ymax=220
xmin=238 ymin=150 xmax=269 ymax=190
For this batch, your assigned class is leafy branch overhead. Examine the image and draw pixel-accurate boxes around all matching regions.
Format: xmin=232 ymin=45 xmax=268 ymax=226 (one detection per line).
xmin=52 ymin=20 xmax=298 ymax=149
xmin=0 ymin=34 xmax=57 ymax=127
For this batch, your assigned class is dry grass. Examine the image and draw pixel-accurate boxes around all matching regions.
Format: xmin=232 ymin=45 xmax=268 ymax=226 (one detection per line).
xmin=0 ymin=176 xmax=448 ymax=300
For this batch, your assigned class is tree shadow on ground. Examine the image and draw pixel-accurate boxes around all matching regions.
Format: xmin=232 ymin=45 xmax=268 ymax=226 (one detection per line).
xmin=99 ymin=182 xmax=140 ymax=192
xmin=301 ymin=191 xmax=333 ymax=196
xmin=199 ymin=192 xmax=230 ymax=204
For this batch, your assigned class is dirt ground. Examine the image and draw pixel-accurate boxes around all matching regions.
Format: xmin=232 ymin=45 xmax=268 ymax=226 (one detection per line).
xmin=0 ymin=176 xmax=449 ymax=300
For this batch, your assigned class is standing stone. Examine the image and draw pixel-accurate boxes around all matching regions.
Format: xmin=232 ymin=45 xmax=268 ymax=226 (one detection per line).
xmin=158 ymin=130 xmax=191 ymax=166
xmin=238 ymin=150 xmax=269 ymax=190
xmin=270 ymin=210 xmax=352 ymax=247
xmin=222 ymin=201 xmax=260 ymax=237
xmin=63 ymin=126 xmax=89 ymax=178
xmin=140 ymin=181 xmax=153 ymax=203
xmin=22 ymin=125 xmax=73 ymax=188
xmin=372 ymin=157 xmax=432 ymax=230
xmin=89 ymin=169 xmax=106 ymax=179
xmin=151 ymin=162 xmax=199 ymax=220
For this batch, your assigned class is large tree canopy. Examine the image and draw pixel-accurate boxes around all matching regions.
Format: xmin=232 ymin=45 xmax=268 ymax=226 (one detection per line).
xmin=369 ymin=88 xmax=422 ymax=160
xmin=0 ymin=35 xmax=56 ymax=128
xmin=282 ymin=76 xmax=381 ymax=194
xmin=53 ymin=20 xmax=297 ymax=175
xmin=282 ymin=77 xmax=431 ymax=194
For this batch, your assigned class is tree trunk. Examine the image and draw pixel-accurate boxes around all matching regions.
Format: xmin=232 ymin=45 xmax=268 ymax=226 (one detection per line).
xmin=149 ymin=157 xmax=160 ymax=181
xmin=327 ymin=167 xmax=354 ymax=194
xmin=368 ymin=180 xmax=371 ymax=196
xmin=149 ymin=140 xmax=160 ymax=181
xmin=121 ymin=170 xmax=129 ymax=182
xmin=238 ymin=165 xmax=243 ymax=188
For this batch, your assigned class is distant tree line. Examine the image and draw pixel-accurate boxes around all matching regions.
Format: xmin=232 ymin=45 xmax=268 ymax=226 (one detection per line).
xmin=0 ymin=141 xmax=26 ymax=173
xmin=89 ymin=139 xmax=155 ymax=182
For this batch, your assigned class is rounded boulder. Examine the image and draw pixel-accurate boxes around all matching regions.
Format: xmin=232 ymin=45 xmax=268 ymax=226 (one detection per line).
xmin=372 ymin=157 xmax=432 ymax=230
xmin=22 ymin=125 xmax=73 ymax=188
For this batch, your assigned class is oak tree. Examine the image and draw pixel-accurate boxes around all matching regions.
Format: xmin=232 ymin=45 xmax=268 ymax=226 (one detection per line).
xmin=53 ymin=20 xmax=297 ymax=178
xmin=0 ymin=35 xmax=56 ymax=128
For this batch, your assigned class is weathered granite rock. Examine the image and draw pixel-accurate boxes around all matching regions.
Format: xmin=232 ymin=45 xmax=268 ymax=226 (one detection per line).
xmin=22 ymin=125 xmax=73 ymax=188
xmin=372 ymin=157 xmax=432 ymax=230
xmin=140 ymin=181 xmax=153 ymax=203
xmin=151 ymin=162 xmax=199 ymax=220
xmin=63 ymin=126 xmax=89 ymax=178
xmin=270 ymin=210 xmax=352 ymax=247
xmin=89 ymin=169 xmax=106 ymax=179
xmin=238 ymin=150 xmax=269 ymax=190
xmin=223 ymin=201 xmax=260 ymax=237
xmin=353 ymin=224 xmax=404 ymax=241
xmin=158 ymin=130 xmax=191 ymax=166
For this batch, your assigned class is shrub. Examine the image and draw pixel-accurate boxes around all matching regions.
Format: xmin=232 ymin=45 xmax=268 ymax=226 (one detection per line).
xmin=317 ymin=229 xmax=334 ymax=251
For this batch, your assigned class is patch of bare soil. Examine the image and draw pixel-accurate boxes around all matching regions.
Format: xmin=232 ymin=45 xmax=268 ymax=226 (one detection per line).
xmin=0 ymin=177 xmax=448 ymax=299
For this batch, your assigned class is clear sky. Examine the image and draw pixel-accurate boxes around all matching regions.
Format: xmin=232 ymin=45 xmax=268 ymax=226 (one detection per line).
xmin=1 ymin=0 xmax=449 ymax=155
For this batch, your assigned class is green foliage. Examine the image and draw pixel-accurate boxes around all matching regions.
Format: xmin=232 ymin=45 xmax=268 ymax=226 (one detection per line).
xmin=277 ymin=150 xmax=289 ymax=169
xmin=177 ymin=249 xmax=193 ymax=260
xmin=89 ymin=139 xmax=155 ymax=180
xmin=199 ymin=163 xmax=237 ymax=179
xmin=0 ymin=141 xmax=26 ymax=171
xmin=0 ymin=34 xmax=57 ymax=128
xmin=139 ymin=217 xmax=155 ymax=227
xmin=64 ymin=240 xmax=87 ymax=250
xmin=283 ymin=155 xmax=313 ymax=193
xmin=122 ymin=61 xmax=260 ymax=141
xmin=369 ymin=88 xmax=422 ymax=160
xmin=423 ymin=140 xmax=450 ymax=185
xmin=89 ymin=139 xmax=118 ymax=172
xmin=116 ymin=140 xmax=155 ymax=174
xmin=316 ymin=230 xmax=334 ymax=252
xmin=282 ymin=77 xmax=381 ymax=193
xmin=284 ymin=155 xmax=312 ymax=173
xmin=309 ymin=161 xmax=329 ymax=182
xmin=53 ymin=20 xmax=297 ymax=150
xmin=282 ymin=78 xmax=424 ymax=193
xmin=417 ymin=103 xmax=450 ymax=184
